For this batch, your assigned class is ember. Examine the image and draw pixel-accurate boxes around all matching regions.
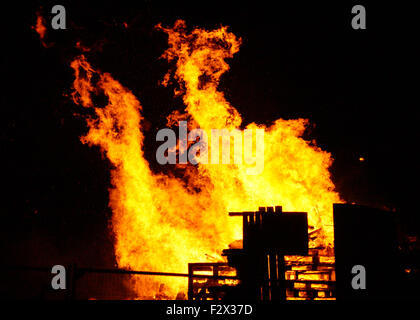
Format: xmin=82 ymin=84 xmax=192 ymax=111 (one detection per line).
xmin=32 ymin=10 xmax=48 ymax=48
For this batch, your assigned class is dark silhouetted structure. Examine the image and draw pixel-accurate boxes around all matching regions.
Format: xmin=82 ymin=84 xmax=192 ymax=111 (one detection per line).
xmin=333 ymin=203 xmax=420 ymax=300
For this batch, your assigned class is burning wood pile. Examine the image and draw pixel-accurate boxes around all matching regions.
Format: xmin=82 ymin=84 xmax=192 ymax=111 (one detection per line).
xmin=188 ymin=206 xmax=336 ymax=300
xmin=284 ymin=249 xmax=335 ymax=300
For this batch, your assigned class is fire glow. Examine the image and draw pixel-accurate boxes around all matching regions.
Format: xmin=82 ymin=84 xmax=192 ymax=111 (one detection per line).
xmin=32 ymin=10 xmax=48 ymax=48
xmin=70 ymin=20 xmax=343 ymax=299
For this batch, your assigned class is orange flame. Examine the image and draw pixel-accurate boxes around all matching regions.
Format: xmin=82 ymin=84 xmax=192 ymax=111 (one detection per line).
xmin=32 ymin=11 xmax=48 ymax=48
xmin=70 ymin=20 xmax=342 ymax=299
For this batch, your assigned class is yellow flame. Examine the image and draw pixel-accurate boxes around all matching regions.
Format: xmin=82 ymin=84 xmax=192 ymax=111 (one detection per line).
xmin=157 ymin=20 xmax=342 ymax=246
xmin=70 ymin=20 xmax=342 ymax=299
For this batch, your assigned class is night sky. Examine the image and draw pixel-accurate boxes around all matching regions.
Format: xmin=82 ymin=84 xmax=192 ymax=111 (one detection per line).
xmin=2 ymin=1 xmax=419 ymax=269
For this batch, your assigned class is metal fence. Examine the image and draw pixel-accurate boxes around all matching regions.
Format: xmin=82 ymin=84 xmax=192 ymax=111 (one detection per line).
xmin=0 ymin=265 xmax=237 ymax=300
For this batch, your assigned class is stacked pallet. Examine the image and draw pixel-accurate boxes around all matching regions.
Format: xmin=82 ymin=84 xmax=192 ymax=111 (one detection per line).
xmin=284 ymin=249 xmax=336 ymax=300
xmin=188 ymin=263 xmax=238 ymax=300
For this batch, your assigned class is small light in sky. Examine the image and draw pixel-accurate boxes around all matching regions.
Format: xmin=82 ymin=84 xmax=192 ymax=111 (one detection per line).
xmin=359 ymin=157 xmax=365 ymax=162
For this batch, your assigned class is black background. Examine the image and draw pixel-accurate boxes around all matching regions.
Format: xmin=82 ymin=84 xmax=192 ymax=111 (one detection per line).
xmin=1 ymin=1 xmax=419 ymax=269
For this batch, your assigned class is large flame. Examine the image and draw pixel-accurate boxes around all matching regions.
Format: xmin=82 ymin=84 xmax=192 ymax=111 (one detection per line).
xmin=157 ymin=20 xmax=342 ymax=246
xmin=70 ymin=20 xmax=342 ymax=299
